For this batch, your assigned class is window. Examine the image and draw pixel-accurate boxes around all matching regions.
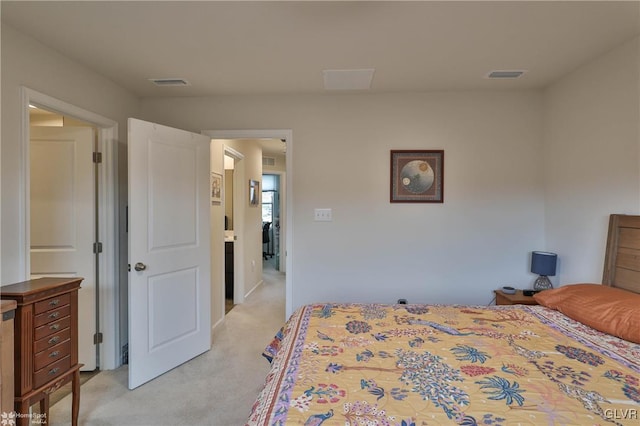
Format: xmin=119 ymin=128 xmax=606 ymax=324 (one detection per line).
xmin=262 ymin=191 xmax=274 ymax=223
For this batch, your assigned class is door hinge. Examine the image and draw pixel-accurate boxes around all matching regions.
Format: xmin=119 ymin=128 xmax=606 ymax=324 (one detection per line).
xmin=93 ymin=332 xmax=103 ymax=345
xmin=93 ymin=152 xmax=102 ymax=163
xmin=93 ymin=242 xmax=103 ymax=254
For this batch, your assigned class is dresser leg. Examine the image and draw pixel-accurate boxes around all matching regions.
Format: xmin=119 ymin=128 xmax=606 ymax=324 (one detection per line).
xmin=71 ymin=369 xmax=80 ymax=426
xmin=39 ymin=395 xmax=49 ymax=425
xmin=15 ymin=400 xmax=29 ymax=426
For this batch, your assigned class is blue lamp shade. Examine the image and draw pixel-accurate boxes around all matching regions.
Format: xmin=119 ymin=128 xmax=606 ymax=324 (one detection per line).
xmin=531 ymin=251 xmax=557 ymax=276
xmin=531 ymin=251 xmax=557 ymax=290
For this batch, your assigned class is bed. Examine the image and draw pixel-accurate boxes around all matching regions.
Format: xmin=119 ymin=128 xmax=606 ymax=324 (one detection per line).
xmin=247 ymin=215 xmax=640 ymax=425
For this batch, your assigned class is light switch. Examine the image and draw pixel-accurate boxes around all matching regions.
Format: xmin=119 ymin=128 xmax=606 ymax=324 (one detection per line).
xmin=314 ymin=208 xmax=332 ymax=221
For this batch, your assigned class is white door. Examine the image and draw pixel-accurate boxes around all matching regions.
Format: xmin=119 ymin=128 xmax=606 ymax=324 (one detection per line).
xmin=128 ymin=118 xmax=211 ymax=389
xmin=30 ymin=126 xmax=97 ymax=371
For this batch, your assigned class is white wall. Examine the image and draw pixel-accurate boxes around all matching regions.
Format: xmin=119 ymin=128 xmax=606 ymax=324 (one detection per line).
xmin=210 ymin=141 xmax=225 ymax=328
xmin=141 ymin=91 xmax=545 ymax=310
xmin=224 ymin=139 xmax=265 ymax=298
xmin=1 ymin=25 xmax=140 ymax=368
xmin=1 ymin=24 xmax=139 ymax=285
xmin=263 ymin=152 xmax=286 ymax=173
xmin=5 ymin=17 xmax=637 ymax=337
xmin=542 ymin=36 xmax=640 ymax=285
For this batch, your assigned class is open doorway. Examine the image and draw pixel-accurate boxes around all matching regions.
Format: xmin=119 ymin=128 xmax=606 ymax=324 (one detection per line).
xmin=29 ymin=106 xmax=99 ymax=372
xmin=261 ymin=138 xmax=286 ymax=275
xmin=261 ymin=174 xmax=282 ymax=273
xmin=205 ymin=129 xmax=293 ymax=321
xmin=223 ymin=150 xmax=242 ymax=314
xmin=20 ymin=88 xmax=120 ymax=371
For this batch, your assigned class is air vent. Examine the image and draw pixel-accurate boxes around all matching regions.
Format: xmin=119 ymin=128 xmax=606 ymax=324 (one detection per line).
xmin=263 ymin=157 xmax=276 ymax=167
xmin=486 ymin=70 xmax=527 ymax=79
xmin=323 ymin=69 xmax=375 ymax=90
xmin=148 ymin=78 xmax=190 ymax=86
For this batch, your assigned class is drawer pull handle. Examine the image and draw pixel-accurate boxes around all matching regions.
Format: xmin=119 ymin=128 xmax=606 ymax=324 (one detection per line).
xmin=49 ymin=299 xmax=60 ymax=307
xmin=48 ymin=368 xmax=60 ymax=376
xmin=49 ymin=351 xmax=60 ymax=358
xmin=48 ymin=312 xmax=60 ymax=319
xmin=48 ymin=336 xmax=60 ymax=345
xmin=49 ymin=324 xmax=60 ymax=331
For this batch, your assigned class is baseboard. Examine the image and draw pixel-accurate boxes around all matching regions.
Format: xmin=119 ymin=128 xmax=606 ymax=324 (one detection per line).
xmin=212 ymin=315 xmax=225 ymax=334
xmin=245 ymin=279 xmax=264 ymax=299
xmin=211 ymin=279 xmax=263 ymax=336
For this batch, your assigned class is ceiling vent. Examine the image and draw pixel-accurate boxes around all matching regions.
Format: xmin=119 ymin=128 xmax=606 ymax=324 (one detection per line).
xmin=486 ymin=70 xmax=527 ymax=79
xmin=323 ymin=69 xmax=375 ymax=90
xmin=263 ymin=157 xmax=276 ymax=167
xmin=148 ymin=78 xmax=190 ymax=86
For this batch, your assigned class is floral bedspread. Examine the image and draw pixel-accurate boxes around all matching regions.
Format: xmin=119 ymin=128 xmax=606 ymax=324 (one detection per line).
xmin=247 ymin=303 xmax=640 ymax=426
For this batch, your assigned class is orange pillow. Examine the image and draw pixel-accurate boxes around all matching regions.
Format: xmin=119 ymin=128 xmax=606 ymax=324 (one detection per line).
xmin=534 ymin=284 xmax=640 ymax=343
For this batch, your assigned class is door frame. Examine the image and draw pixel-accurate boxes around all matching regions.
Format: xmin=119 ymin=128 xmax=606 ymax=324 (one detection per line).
xmin=19 ymin=87 xmax=120 ymax=370
xmin=203 ymin=130 xmax=293 ymax=318
xmin=223 ymin=146 xmax=245 ymax=307
xmin=262 ymin=171 xmax=286 ymax=272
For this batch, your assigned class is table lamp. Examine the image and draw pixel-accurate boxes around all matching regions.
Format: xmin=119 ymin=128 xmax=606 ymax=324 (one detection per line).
xmin=531 ymin=251 xmax=557 ymax=290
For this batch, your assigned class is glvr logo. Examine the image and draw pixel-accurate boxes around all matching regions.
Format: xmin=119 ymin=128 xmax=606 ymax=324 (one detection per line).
xmin=604 ymin=408 xmax=638 ymax=420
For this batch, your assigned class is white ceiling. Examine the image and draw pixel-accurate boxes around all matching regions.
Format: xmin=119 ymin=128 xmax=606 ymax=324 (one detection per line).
xmin=2 ymin=1 xmax=639 ymax=98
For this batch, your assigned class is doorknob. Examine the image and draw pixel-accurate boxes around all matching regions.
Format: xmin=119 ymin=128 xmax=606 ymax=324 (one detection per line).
xmin=134 ymin=262 xmax=147 ymax=272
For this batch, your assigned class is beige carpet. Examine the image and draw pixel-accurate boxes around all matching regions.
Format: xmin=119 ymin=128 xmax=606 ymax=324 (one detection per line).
xmin=49 ymin=267 xmax=286 ymax=425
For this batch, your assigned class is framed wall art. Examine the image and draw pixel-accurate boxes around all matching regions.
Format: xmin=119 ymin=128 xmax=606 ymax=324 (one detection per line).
xmin=390 ymin=150 xmax=444 ymax=203
xmin=211 ymin=172 xmax=222 ymax=205
xmin=249 ymin=179 xmax=260 ymax=206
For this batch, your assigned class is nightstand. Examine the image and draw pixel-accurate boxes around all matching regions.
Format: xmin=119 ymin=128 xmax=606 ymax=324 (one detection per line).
xmin=494 ymin=290 xmax=539 ymax=306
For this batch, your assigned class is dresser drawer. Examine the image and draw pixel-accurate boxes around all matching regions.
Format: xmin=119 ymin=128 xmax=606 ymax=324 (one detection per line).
xmin=34 ymin=304 xmax=71 ymax=328
xmin=34 ymin=316 xmax=70 ymax=341
xmin=1 ymin=277 xmax=83 ymax=426
xmin=34 ymin=293 xmax=70 ymax=315
xmin=34 ymin=328 xmax=71 ymax=353
xmin=34 ymin=339 xmax=71 ymax=371
xmin=34 ymin=355 xmax=71 ymax=388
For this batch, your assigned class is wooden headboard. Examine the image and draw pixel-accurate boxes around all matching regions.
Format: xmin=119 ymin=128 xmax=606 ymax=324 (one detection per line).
xmin=603 ymin=214 xmax=640 ymax=294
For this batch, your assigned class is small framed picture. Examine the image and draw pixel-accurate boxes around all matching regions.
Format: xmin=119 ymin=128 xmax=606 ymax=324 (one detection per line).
xmin=390 ymin=150 xmax=444 ymax=203
xmin=249 ymin=179 xmax=260 ymax=206
xmin=211 ymin=172 xmax=222 ymax=205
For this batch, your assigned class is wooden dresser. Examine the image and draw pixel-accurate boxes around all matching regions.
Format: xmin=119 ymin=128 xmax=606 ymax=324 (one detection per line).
xmin=1 ymin=300 xmax=17 ymax=419
xmin=1 ymin=277 xmax=83 ymax=426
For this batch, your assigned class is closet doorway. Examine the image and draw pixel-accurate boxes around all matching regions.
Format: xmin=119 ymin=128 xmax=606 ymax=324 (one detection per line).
xmin=21 ymin=88 xmax=120 ymax=371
